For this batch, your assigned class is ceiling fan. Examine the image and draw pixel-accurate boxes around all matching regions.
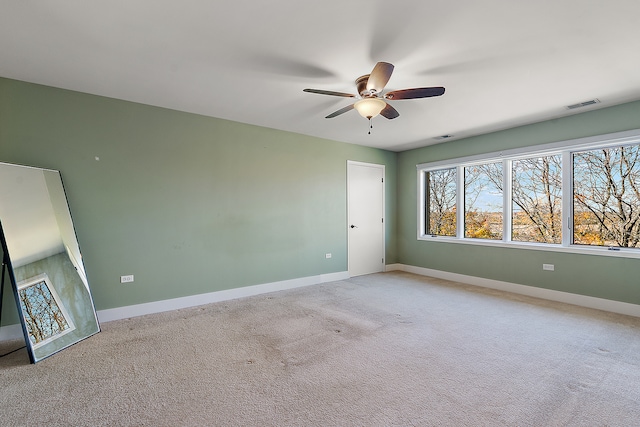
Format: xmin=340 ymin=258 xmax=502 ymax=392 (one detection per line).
xmin=303 ymin=62 xmax=445 ymax=126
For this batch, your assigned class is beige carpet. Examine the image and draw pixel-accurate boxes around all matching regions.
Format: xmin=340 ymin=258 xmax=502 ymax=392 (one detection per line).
xmin=2 ymin=271 xmax=640 ymax=426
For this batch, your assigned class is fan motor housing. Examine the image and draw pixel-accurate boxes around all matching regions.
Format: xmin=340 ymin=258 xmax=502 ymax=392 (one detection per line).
xmin=356 ymin=74 xmax=373 ymax=97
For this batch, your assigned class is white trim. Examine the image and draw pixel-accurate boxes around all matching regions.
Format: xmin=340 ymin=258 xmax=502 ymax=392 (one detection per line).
xmin=414 ymin=235 xmax=640 ymax=259
xmin=417 ymin=168 xmax=424 ymax=240
xmin=4 ymin=265 xmax=636 ymax=341
xmin=346 ymin=160 xmax=385 ymax=168
xmin=384 ymin=263 xmax=404 ymax=272
xmin=347 ymin=160 xmax=386 ymax=276
xmin=416 ymin=128 xmax=640 ymax=258
xmin=416 ymin=128 xmax=640 ymax=170
xmin=561 ymin=151 xmax=572 ymax=247
xmin=503 ymin=159 xmax=512 ymax=241
xmin=394 ymin=264 xmax=640 ymax=318
xmin=95 ymin=271 xmax=349 ymax=323
xmin=17 ymin=273 xmax=76 ymax=348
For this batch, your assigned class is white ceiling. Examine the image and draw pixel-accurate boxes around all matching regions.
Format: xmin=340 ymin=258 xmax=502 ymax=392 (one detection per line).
xmin=2 ymin=1 xmax=640 ymax=152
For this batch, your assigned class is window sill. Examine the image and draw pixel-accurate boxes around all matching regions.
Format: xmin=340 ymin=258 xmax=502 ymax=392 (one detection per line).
xmin=417 ymin=235 xmax=640 ymax=259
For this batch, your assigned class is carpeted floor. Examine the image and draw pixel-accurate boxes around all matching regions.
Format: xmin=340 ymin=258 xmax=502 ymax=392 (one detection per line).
xmin=2 ymin=271 xmax=640 ymax=426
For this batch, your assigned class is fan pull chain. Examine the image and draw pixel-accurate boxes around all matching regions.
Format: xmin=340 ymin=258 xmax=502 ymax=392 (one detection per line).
xmin=368 ymin=117 xmax=373 ymax=135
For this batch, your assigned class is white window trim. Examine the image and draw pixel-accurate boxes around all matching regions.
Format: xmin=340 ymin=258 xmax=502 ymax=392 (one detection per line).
xmin=416 ymin=128 xmax=640 ymax=259
xmin=17 ymin=273 xmax=76 ymax=348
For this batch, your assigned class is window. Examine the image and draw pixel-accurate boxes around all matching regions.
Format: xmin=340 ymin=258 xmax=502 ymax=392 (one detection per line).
xmin=417 ymin=129 xmax=640 ymax=257
xmin=573 ymin=145 xmax=640 ymax=248
xmin=426 ymin=168 xmax=457 ymax=236
xmin=464 ymin=162 xmax=503 ymax=240
xmin=18 ymin=274 xmax=75 ymax=348
xmin=512 ymin=155 xmax=562 ymax=244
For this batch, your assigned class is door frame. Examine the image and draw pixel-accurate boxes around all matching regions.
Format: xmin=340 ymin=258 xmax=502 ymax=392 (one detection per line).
xmin=347 ymin=160 xmax=385 ymax=277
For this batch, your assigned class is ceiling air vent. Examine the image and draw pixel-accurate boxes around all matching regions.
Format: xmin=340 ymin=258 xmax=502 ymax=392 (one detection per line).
xmin=434 ymin=134 xmax=454 ymax=141
xmin=566 ymin=99 xmax=600 ymax=110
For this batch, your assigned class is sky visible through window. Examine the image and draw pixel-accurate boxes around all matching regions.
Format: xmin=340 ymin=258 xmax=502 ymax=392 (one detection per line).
xmin=424 ymin=141 xmax=639 ymax=248
xmin=19 ymin=279 xmax=71 ymax=345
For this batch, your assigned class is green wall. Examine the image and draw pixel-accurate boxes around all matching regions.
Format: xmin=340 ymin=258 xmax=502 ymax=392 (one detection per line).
xmin=2 ymin=74 xmax=639 ymax=328
xmin=0 ymin=77 xmax=397 ymax=322
xmin=398 ymin=100 xmax=640 ymax=305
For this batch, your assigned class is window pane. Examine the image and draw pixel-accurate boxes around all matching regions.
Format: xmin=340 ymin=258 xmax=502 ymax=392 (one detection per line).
xmin=512 ymin=155 xmax=562 ymax=243
xmin=19 ymin=280 xmax=72 ymax=345
xmin=427 ymin=168 xmax=457 ymax=236
xmin=573 ymin=145 xmax=640 ymax=248
xmin=464 ymin=162 xmax=503 ymax=239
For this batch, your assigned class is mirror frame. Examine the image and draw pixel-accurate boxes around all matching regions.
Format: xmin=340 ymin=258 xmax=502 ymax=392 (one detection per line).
xmin=0 ymin=162 xmax=100 ymax=363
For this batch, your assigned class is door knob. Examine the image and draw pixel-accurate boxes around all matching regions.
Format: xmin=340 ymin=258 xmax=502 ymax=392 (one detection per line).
xmin=350 ymin=225 xmax=358 ymax=228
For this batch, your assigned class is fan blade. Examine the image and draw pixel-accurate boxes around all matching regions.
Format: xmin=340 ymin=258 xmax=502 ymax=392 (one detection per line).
xmin=325 ymin=104 xmax=355 ymax=118
xmin=385 ymin=87 xmax=445 ymax=100
xmin=366 ymin=62 xmax=394 ymax=93
xmin=380 ymin=103 xmax=399 ymax=120
xmin=303 ymin=88 xmax=355 ymax=98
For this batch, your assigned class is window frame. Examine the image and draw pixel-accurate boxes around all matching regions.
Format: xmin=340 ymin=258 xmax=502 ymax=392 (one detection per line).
xmin=463 ymin=160 xmax=505 ymax=240
xmin=17 ymin=273 xmax=76 ymax=349
xmin=510 ymin=153 xmax=563 ymax=244
xmin=425 ymin=166 xmax=458 ymax=237
xmin=416 ymin=129 xmax=640 ymax=259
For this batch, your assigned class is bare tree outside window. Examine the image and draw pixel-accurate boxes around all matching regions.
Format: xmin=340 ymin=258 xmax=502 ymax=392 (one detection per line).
xmin=512 ymin=155 xmax=562 ymax=243
xmin=19 ymin=279 xmax=72 ymax=345
xmin=573 ymin=145 xmax=640 ymax=248
xmin=427 ymin=168 xmax=457 ymax=236
xmin=420 ymin=136 xmax=640 ymax=253
xmin=465 ymin=162 xmax=503 ymax=239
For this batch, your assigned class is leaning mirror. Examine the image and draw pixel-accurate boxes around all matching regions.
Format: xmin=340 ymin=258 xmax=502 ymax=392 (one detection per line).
xmin=0 ymin=162 xmax=99 ymax=363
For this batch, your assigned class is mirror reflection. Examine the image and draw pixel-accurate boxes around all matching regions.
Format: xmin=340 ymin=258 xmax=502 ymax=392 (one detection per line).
xmin=0 ymin=162 xmax=99 ymax=363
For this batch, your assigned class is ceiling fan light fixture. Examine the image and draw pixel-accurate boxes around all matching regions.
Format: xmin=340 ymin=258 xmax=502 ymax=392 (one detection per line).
xmin=304 ymin=62 xmax=445 ymax=122
xmin=354 ymin=98 xmax=386 ymax=119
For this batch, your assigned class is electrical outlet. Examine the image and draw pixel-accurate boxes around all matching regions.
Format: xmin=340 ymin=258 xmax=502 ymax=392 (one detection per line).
xmin=120 ymin=275 xmax=134 ymax=283
xmin=325 ymin=253 xmax=332 ymax=259
xmin=542 ymin=264 xmax=554 ymax=271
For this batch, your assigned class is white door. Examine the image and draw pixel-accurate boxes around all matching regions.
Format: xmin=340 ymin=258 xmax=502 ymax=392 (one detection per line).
xmin=347 ymin=161 xmax=385 ymax=277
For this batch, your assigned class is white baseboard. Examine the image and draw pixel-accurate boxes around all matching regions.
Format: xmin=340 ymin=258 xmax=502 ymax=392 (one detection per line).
xmin=96 ymin=271 xmax=350 ymax=323
xmin=6 ymin=263 xmax=634 ymax=340
xmin=384 ymin=263 xmax=404 ymax=272
xmin=0 ymin=271 xmax=350 ymax=340
xmin=394 ymin=264 xmax=640 ymax=318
